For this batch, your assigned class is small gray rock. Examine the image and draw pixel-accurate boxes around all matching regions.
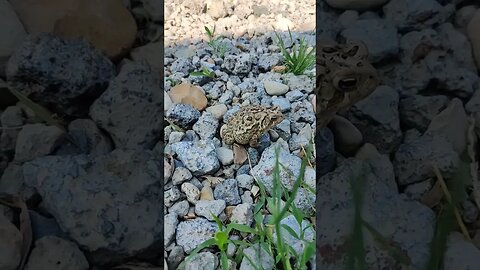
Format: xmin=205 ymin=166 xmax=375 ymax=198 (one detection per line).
xmin=273 ymin=215 xmax=315 ymax=255
xmin=399 ymin=95 xmax=449 ymax=132
xmin=258 ymin=54 xmax=282 ymax=71
xmin=166 ymin=103 xmax=201 ymax=130
xmin=185 ymin=251 xmax=219 ymax=270
xmin=176 ymin=218 xmax=218 ymax=254
xmin=193 ymin=112 xmax=219 ymax=140
xmin=14 ymin=124 xmax=65 ymax=162
xmin=251 ymin=142 xmax=302 ymax=194
xmin=169 ymin=200 xmax=189 ymax=217
xmin=230 ymin=203 xmax=254 ymax=226
xmin=285 ymin=90 xmax=304 ymax=102
xmin=164 ymin=213 xmax=178 ymax=246
xmin=165 ymin=186 xmax=183 ymax=208
xmin=194 ymin=200 xmax=226 ymax=220
xmin=216 ymin=147 xmax=234 ymax=166
xmin=89 ymin=61 xmax=163 ymax=149
xmin=172 ymin=140 xmax=220 ymax=176
xmin=24 ymin=236 xmax=89 ymax=270
xmin=213 ymin=179 xmax=241 ymax=205
xmin=271 ymin=97 xmax=291 ymax=112
xmin=6 ymin=33 xmax=115 ymax=117
xmin=181 ymin=182 xmax=201 ymax=204
xmin=236 ymin=174 xmax=254 ymax=190
xmin=240 ymin=244 xmax=274 ymax=270
xmin=172 ymin=167 xmax=193 ymax=185
xmin=223 ymin=53 xmax=252 ymax=75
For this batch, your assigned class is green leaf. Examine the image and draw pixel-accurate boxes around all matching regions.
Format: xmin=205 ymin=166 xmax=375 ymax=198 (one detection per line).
xmin=227 ymin=223 xmax=257 ymax=234
xmin=281 ymin=224 xmax=300 ymax=239
xmin=215 ymin=231 xmax=229 ymax=251
xmin=220 ymin=251 xmax=229 ymax=270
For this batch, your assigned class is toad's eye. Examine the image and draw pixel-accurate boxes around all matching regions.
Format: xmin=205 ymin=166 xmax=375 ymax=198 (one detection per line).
xmin=245 ymin=116 xmax=253 ymax=122
xmin=338 ymin=78 xmax=357 ymax=91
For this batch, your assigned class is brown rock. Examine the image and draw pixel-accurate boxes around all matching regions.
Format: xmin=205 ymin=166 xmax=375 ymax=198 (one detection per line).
xmin=9 ymin=0 xmax=77 ymax=34
xmin=329 ymin=115 xmax=363 ymax=156
xmin=168 ymin=82 xmax=208 ymax=111
xmin=233 ymin=144 xmax=248 ymax=165
xmin=53 ymin=0 xmax=137 ymax=59
xmin=467 ymin=9 xmax=480 ymax=71
xmin=9 ymin=0 xmax=137 ymax=59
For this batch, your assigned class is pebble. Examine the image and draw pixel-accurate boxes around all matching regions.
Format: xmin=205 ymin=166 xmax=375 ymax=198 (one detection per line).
xmin=213 ymin=178 xmax=241 ymax=206
xmin=7 ymin=33 xmax=115 ymax=117
xmin=24 ymin=236 xmax=89 ymax=270
xmin=168 ymin=82 xmax=208 ymax=111
xmin=164 ymin=91 xmax=173 ymax=112
xmin=444 ymin=232 xmax=480 ymax=269
xmin=172 ymin=167 xmax=193 ymax=185
xmin=329 ymin=115 xmax=363 ymax=156
xmin=164 ymin=213 xmax=179 ymax=246
xmin=14 ymin=124 xmax=65 ymax=162
xmin=194 ymin=200 xmax=226 ymax=221
xmin=285 ymin=90 xmax=304 ymax=102
xmin=240 ymin=244 xmax=274 ymax=270
xmin=264 ymin=80 xmax=289 ymax=96
xmin=89 ymin=61 xmax=162 ymax=149
xmin=169 ymin=200 xmax=189 ymax=217
xmin=216 ymin=147 xmax=234 ymax=166
xmin=230 ymin=203 xmax=254 ymax=226
xmin=185 ymin=251 xmax=219 ymax=270
xmin=171 ymin=140 xmax=220 ymax=176
xmin=166 ymin=104 xmax=202 ymax=130
xmin=205 ymin=104 xmax=228 ymax=119
xmin=424 ymin=98 xmax=470 ymax=154
xmin=236 ymin=174 xmax=254 ymax=190
xmin=383 ymin=0 xmax=454 ymax=32
xmin=271 ymin=97 xmax=291 ymax=112
xmin=176 ymin=218 xmax=218 ymax=254
xmin=131 ymin=42 xmax=163 ymax=71
xmin=193 ymin=112 xmax=219 ymax=140
xmin=251 ymin=142 xmax=303 ymax=194
xmin=200 ymin=185 xmax=215 ymax=201
xmin=181 ymin=182 xmax=201 ymax=204
xmin=273 ymin=215 xmax=315 ymax=255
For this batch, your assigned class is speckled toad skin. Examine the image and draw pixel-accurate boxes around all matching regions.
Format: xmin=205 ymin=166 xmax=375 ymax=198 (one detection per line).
xmin=220 ymin=105 xmax=284 ymax=147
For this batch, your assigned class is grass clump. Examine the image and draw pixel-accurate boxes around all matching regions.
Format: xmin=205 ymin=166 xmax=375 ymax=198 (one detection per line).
xmin=274 ymin=28 xmax=315 ymax=76
xmin=178 ymin=143 xmax=316 ymax=270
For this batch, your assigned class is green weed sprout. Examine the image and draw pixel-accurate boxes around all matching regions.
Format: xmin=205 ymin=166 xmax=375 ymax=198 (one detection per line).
xmin=274 ymin=28 xmax=315 ymax=76
xmin=204 ymin=26 xmax=228 ymax=58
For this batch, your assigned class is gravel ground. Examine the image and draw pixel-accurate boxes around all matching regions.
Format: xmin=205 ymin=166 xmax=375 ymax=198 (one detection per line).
xmin=164 ymin=0 xmax=316 ymax=269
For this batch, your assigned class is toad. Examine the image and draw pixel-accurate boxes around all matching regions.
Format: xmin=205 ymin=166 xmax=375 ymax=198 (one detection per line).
xmin=220 ymin=105 xmax=284 ymax=147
